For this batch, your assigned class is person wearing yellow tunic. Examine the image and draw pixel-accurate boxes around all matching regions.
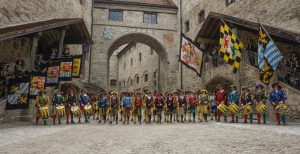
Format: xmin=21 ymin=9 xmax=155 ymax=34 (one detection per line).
xmin=35 ymin=90 xmax=50 ymax=125
xmin=197 ymin=89 xmax=209 ymax=122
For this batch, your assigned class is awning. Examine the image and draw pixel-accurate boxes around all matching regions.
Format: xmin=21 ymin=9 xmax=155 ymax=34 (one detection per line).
xmin=0 ymin=18 xmax=92 ymax=44
xmin=196 ymin=12 xmax=300 ymax=45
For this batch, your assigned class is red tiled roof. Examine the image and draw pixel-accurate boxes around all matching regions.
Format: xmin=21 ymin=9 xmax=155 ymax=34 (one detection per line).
xmin=96 ymin=0 xmax=177 ymax=8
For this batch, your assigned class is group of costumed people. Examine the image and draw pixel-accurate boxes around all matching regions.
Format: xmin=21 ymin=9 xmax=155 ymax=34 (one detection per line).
xmin=34 ymin=82 xmax=288 ymax=125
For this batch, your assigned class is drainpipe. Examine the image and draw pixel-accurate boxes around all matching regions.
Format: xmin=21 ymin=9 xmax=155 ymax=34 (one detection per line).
xmin=88 ymin=0 xmax=95 ymax=83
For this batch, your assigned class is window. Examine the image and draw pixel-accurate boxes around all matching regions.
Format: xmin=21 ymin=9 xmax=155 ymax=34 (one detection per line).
xmin=153 ymin=72 xmax=157 ymax=78
xmin=139 ymin=53 xmax=142 ymax=61
xmin=154 ymin=81 xmax=157 ymax=86
xmin=136 ymin=77 xmax=140 ymax=84
xmin=109 ymin=10 xmax=123 ymax=21
xmin=185 ymin=21 xmax=190 ymax=32
xmin=131 ymin=58 xmax=133 ymax=65
xmin=144 ymin=13 xmax=157 ymax=24
xmin=131 ymin=79 xmax=133 ymax=85
xmin=198 ymin=10 xmax=205 ymax=24
xmin=226 ymin=0 xmax=235 ymax=6
xmin=79 ymin=0 xmax=85 ymax=5
xmin=150 ymin=48 xmax=154 ymax=55
xmin=124 ymin=62 xmax=126 ymax=70
xmin=110 ymin=79 xmax=117 ymax=86
xmin=144 ymin=74 xmax=148 ymax=82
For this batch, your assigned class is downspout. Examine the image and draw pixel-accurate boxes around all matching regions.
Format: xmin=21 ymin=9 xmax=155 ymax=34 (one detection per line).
xmin=88 ymin=0 xmax=95 ymax=83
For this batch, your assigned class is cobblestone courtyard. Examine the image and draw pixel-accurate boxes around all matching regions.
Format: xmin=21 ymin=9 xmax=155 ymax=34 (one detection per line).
xmin=0 ymin=121 xmax=300 ymax=154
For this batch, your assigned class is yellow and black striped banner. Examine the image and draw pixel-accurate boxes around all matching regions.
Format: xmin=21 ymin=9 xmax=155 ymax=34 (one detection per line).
xmin=219 ymin=23 xmax=243 ymax=73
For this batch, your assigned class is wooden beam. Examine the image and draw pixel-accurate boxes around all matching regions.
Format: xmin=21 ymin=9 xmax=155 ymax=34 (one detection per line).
xmin=197 ymin=37 xmax=218 ymax=45
xmin=28 ymin=32 xmax=42 ymax=71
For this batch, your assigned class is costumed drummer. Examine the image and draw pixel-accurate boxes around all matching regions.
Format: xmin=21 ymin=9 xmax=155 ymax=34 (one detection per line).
xmin=227 ymin=85 xmax=240 ymax=123
xmin=79 ymin=88 xmax=90 ymax=123
xmin=240 ymin=86 xmax=254 ymax=123
xmin=178 ymin=90 xmax=187 ymax=123
xmin=269 ymin=83 xmax=287 ymax=125
xmin=172 ymin=90 xmax=179 ymax=123
xmin=254 ymin=84 xmax=267 ymax=124
xmin=35 ymin=90 xmax=50 ymax=125
xmin=121 ymin=92 xmax=132 ymax=124
xmin=166 ymin=92 xmax=175 ymax=123
xmin=187 ymin=91 xmax=197 ymax=123
xmin=133 ymin=92 xmax=143 ymax=124
xmin=209 ymin=91 xmax=217 ymax=121
xmin=215 ymin=84 xmax=227 ymax=122
xmin=98 ymin=91 xmax=108 ymax=123
xmin=154 ymin=92 xmax=164 ymax=124
xmin=198 ymin=89 xmax=209 ymax=122
xmin=109 ymin=91 xmax=119 ymax=124
xmin=66 ymin=87 xmax=78 ymax=124
xmin=52 ymin=89 xmax=65 ymax=125
xmin=144 ymin=91 xmax=154 ymax=124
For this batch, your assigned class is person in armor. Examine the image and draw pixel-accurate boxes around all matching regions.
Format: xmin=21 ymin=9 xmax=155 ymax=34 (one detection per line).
xmin=227 ymin=85 xmax=240 ymax=123
xmin=240 ymin=86 xmax=254 ymax=123
xmin=209 ymin=92 xmax=217 ymax=121
xmin=215 ymin=84 xmax=227 ymax=122
xmin=166 ymin=92 xmax=175 ymax=123
xmin=144 ymin=91 xmax=154 ymax=124
xmin=187 ymin=91 xmax=197 ymax=122
xmin=109 ymin=91 xmax=119 ymax=124
xmin=52 ymin=89 xmax=65 ymax=125
xmin=269 ymin=83 xmax=287 ymax=125
xmin=98 ymin=91 xmax=108 ymax=123
xmin=254 ymin=84 xmax=267 ymax=124
xmin=172 ymin=91 xmax=179 ymax=122
xmin=79 ymin=88 xmax=90 ymax=123
xmin=178 ymin=90 xmax=187 ymax=123
xmin=121 ymin=92 xmax=132 ymax=124
xmin=65 ymin=87 xmax=78 ymax=124
xmin=133 ymin=92 xmax=143 ymax=124
xmin=35 ymin=90 xmax=50 ymax=125
xmin=198 ymin=89 xmax=209 ymax=122
xmin=154 ymin=93 xmax=164 ymax=124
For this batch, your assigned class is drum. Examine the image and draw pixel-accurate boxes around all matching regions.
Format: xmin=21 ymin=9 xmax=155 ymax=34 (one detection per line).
xmin=241 ymin=104 xmax=253 ymax=115
xmin=217 ymin=103 xmax=229 ymax=114
xmin=275 ymin=102 xmax=288 ymax=114
xmin=39 ymin=106 xmax=50 ymax=119
xmin=71 ymin=105 xmax=81 ymax=117
xmin=56 ymin=105 xmax=66 ymax=118
xmin=84 ymin=104 xmax=93 ymax=116
xmin=228 ymin=103 xmax=240 ymax=114
xmin=255 ymin=102 xmax=267 ymax=113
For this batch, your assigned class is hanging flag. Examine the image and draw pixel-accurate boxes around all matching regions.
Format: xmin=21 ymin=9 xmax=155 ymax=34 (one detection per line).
xmin=59 ymin=57 xmax=73 ymax=81
xmin=258 ymin=24 xmax=283 ymax=85
xmin=6 ymin=76 xmax=30 ymax=110
xmin=179 ymin=34 xmax=204 ymax=76
xmin=219 ymin=21 xmax=244 ymax=73
xmin=72 ymin=55 xmax=82 ymax=78
xmin=45 ymin=60 xmax=60 ymax=87
xmin=29 ymin=73 xmax=46 ymax=99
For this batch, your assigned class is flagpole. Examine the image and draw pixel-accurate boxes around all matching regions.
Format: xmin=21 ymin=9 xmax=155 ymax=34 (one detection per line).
xmin=180 ymin=0 xmax=183 ymax=90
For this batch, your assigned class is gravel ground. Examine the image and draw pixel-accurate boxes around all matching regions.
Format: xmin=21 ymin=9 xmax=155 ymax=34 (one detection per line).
xmin=0 ymin=120 xmax=300 ymax=154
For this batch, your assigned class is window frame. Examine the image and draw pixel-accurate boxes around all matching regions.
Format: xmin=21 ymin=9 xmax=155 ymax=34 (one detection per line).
xmin=185 ymin=20 xmax=190 ymax=32
xmin=144 ymin=74 xmax=149 ymax=82
xmin=109 ymin=10 xmax=123 ymax=21
xmin=225 ymin=0 xmax=236 ymax=7
xmin=143 ymin=12 xmax=158 ymax=24
xmin=198 ymin=10 xmax=205 ymax=24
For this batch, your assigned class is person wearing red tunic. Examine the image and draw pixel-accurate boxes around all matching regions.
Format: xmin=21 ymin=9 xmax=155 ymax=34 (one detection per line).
xmin=215 ymin=85 xmax=227 ymax=122
xmin=154 ymin=93 xmax=164 ymax=124
xmin=187 ymin=91 xmax=197 ymax=122
xmin=133 ymin=92 xmax=143 ymax=124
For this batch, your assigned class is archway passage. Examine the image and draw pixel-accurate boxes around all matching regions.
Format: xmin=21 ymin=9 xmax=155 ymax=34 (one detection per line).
xmin=107 ymin=33 xmax=168 ymax=92
xmin=205 ymin=76 xmax=233 ymax=92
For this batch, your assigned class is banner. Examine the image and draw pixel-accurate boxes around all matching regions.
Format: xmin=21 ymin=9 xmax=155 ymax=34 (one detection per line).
xmin=45 ymin=60 xmax=60 ymax=87
xmin=72 ymin=55 xmax=82 ymax=78
xmin=179 ymin=34 xmax=204 ymax=76
xmin=6 ymin=76 xmax=30 ymax=110
xmin=29 ymin=73 xmax=46 ymax=99
xmin=59 ymin=57 xmax=73 ymax=81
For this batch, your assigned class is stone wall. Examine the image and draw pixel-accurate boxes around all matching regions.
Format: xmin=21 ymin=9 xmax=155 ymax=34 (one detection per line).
xmin=117 ymin=43 xmax=159 ymax=92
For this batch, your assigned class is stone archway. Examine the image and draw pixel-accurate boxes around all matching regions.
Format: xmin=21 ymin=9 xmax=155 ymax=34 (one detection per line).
xmin=106 ymin=33 xmax=168 ymax=92
xmin=205 ymin=76 xmax=233 ymax=92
